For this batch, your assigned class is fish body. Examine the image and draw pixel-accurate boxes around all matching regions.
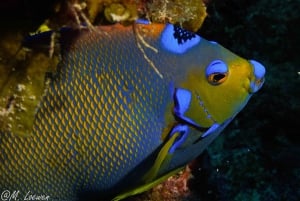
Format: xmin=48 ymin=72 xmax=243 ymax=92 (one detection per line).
xmin=0 ymin=21 xmax=265 ymax=200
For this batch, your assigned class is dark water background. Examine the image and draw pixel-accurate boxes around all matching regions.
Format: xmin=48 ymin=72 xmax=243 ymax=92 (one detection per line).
xmin=194 ymin=0 xmax=300 ymax=200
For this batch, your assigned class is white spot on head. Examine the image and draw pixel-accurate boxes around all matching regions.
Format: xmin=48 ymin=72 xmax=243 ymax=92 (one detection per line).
xmin=161 ymin=24 xmax=201 ymax=54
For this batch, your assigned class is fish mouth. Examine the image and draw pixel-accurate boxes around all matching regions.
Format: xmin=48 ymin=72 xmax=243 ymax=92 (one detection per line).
xmin=248 ymin=60 xmax=266 ymax=93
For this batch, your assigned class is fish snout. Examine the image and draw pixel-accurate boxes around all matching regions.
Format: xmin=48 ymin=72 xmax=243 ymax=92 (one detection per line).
xmin=249 ymin=60 xmax=266 ymax=93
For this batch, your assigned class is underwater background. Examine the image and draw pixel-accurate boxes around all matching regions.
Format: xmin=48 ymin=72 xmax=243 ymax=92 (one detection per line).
xmin=196 ymin=1 xmax=300 ymax=201
xmin=0 ymin=0 xmax=299 ymax=201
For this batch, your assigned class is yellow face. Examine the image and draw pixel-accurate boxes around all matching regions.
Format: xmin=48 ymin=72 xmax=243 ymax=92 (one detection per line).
xmin=181 ymin=54 xmax=263 ymax=127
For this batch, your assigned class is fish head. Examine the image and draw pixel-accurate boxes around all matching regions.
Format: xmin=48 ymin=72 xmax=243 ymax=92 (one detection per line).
xmin=178 ymin=40 xmax=266 ymax=128
xmin=121 ymin=23 xmax=267 ymax=198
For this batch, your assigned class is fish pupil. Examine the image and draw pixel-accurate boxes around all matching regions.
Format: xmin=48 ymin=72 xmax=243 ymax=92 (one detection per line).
xmin=173 ymin=26 xmax=196 ymax=44
xmin=213 ymin=73 xmax=225 ymax=81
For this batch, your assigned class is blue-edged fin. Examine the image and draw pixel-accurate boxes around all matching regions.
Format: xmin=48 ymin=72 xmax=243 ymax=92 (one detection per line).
xmin=168 ymin=124 xmax=189 ymax=153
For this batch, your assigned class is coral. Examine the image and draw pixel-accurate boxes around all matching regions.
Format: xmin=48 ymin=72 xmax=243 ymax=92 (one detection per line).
xmin=104 ymin=2 xmax=138 ymax=22
xmin=130 ymin=166 xmax=193 ymax=201
xmin=152 ymin=166 xmax=192 ymax=200
xmin=47 ymin=0 xmax=207 ymax=30
xmin=147 ymin=0 xmax=207 ymax=31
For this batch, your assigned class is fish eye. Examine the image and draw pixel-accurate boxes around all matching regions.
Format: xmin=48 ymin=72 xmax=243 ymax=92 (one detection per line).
xmin=206 ymin=60 xmax=228 ymax=85
xmin=208 ymin=73 xmax=227 ymax=85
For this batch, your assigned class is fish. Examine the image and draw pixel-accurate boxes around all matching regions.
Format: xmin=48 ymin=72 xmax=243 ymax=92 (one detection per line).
xmin=0 ymin=20 xmax=265 ymax=201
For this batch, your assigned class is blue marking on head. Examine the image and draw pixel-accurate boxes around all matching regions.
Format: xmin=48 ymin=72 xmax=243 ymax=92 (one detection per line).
xmin=161 ymin=24 xmax=201 ymax=54
xmin=250 ymin=60 xmax=266 ymax=79
xmin=201 ymin=123 xmax=220 ymax=138
xmin=206 ymin=60 xmax=228 ymax=77
xmin=249 ymin=60 xmax=266 ymax=93
xmin=173 ymin=88 xmax=201 ymax=127
xmin=174 ymin=88 xmax=191 ymax=115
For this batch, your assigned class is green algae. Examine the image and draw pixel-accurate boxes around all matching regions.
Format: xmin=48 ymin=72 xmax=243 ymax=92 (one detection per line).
xmin=0 ymin=32 xmax=58 ymax=136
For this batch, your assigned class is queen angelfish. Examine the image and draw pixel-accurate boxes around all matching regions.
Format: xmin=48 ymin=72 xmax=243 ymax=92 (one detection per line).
xmin=0 ymin=20 xmax=265 ymax=201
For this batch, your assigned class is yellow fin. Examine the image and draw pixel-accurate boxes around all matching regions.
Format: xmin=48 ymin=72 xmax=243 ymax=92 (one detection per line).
xmin=142 ymin=132 xmax=179 ymax=183
xmin=112 ymin=131 xmax=183 ymax=201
